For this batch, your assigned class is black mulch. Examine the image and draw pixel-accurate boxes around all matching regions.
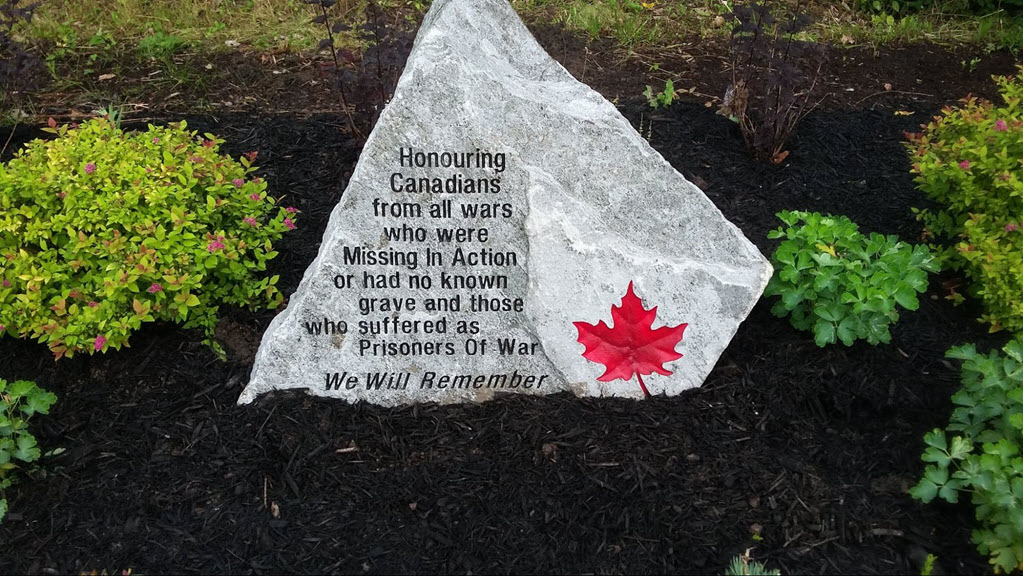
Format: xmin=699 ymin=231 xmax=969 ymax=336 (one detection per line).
xmin=0 ymin=90 xmax=1011 ymax=574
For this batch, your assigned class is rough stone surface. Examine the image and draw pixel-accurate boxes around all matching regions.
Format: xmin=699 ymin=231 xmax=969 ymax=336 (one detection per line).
xmin=238 ymin=0 xmax=772 ymax=406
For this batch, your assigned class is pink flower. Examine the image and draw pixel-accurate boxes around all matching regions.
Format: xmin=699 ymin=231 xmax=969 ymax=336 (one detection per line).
xmin=207 ymin=240 xmax=226 ymax=252
xmin=232 ymin=179 xmax=245 ymax=188
xmin=0 ymin=324 xmax=4 ymax=333
xmin=94 ymin=334 xmax=107 ymax=351
xmin=1 ymin=280 xmax=9 ymax=288
xmin=249 ymin=193 xmax=260 ymax=200
xmin=959 ymin=160 xmax=971 ymax=170
xmin=243 ymin=217 xmax=258 ymax=226
xmin=148 ymin=283 xmax=163 ymax=293
xmin=152 ymin=137 xmax=160 ymax=143
xmin=88 ymin=301 xmax=99 ymax=308
xmin=285 ymin=206 xmax=297 ymax=213
xmin=284 ymin=218 xmax=295 ymax=230
xmin=1006 ymin=223 xmax=1020 ymax=232
xmin=994 ymin=119 xmax=1008 ymax=132
xmin=85 ymin=163 xmax=97 ymax=174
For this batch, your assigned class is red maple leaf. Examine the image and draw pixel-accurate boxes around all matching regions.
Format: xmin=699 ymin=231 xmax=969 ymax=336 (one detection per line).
xmin=573 ymin=282 xmax=688 ymax=398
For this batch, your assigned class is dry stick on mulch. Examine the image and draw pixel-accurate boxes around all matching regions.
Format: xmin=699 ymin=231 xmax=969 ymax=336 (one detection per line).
xmin=853 ymin=90 xmax=935 ymax=107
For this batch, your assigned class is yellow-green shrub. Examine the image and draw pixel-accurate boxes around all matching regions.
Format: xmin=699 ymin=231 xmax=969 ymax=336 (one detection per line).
xmin=906 ymin=72 xmax=1023 ymax=333
xmin=0 ymin=117 xmax=297 ymax=357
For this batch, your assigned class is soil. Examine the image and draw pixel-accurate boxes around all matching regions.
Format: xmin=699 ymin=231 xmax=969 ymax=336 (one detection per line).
xmin=0 ymin=23 xmax=1018 ymax=576
xmin=533 ymin=25 xmax=1019 ymax=111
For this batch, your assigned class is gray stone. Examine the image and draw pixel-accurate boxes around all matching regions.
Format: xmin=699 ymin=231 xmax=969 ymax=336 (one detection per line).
xmin=238 ymin=0 xmax=772 ymax=406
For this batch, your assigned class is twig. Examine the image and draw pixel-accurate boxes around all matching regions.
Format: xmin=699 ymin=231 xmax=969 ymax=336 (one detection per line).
xmin=315 ymin=0 xmax=363 ymax=140
xmin=852 ymin=89 xmax=934 ymax=107
xmin=1 ymin=118 xmax=19 ymax=158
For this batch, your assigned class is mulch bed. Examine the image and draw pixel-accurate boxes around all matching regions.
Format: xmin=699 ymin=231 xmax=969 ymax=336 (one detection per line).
xmin=0 ymin=25 xmax=1018 ymax=575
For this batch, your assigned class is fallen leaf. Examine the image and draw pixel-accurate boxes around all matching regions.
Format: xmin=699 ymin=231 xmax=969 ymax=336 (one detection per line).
xmin=47 ymin=117 xmax=57 ymax=128
xmin=772 ymin=150 xmax=790 ymax=164
xmin=271 ymin=501 xmax=280 ymax=518
xmin=98 ymin=73 xmax=116 ymax=81
xmin=840 ymin=34 xmax=855 ymax=45
xmin=894 ymin=110 xmax=915 ymax=116
xmin=574 ymin=282 xmax=687 ymax=397
xmin=884 ymin=83 xmax=892 ymax=91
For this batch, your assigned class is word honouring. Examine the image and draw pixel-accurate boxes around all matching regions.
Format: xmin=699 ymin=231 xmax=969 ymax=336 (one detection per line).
xmin=399 ymin=147 xmax=506 ymax=172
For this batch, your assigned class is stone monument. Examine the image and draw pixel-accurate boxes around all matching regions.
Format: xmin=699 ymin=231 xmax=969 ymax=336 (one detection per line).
xmin=238 ymin=0 xmax=772 ymax=406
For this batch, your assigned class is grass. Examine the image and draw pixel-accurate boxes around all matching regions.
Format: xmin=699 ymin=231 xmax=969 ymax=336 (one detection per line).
xmin=562 ymin=0 xmax=665 ymax=47
xmin=517 ymin=0 xmax=1022 ymax=51
xmin=25 ymin=0 xmax=331 ymax=53
xmin=811 ymin=7 xmax=1023 ymax=50
xmin=15 ymin=0 xmax=373 ymax=115
xmin=7 ymin=0 xmax=1020 ymax=118
xmin=22 ymin=0 xmax=1023 ymax=63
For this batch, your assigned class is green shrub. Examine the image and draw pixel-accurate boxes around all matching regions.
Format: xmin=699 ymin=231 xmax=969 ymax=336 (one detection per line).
xmin=910 ymin=340 xmax=1022 ymax=574
xmin=0 ymin=378 xmax=57 ymax=523
xmin=906 ymin=73 xmax=1023 ymax=333
xmin=0 ymin=117 xmax=297 ymax=358
xmin=765 ymin=211 xmax=938 ymax=347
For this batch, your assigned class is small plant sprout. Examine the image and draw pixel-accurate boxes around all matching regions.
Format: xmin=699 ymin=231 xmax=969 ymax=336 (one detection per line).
xmin=724 ymin=549 xmax=780 ymax=576
xmin=643 ymin=79 xmax=677 ymax=109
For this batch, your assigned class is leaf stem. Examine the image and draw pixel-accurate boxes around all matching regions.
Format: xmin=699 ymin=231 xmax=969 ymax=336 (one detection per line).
xmin=636 ymin=373 xmax=651 ymax=398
